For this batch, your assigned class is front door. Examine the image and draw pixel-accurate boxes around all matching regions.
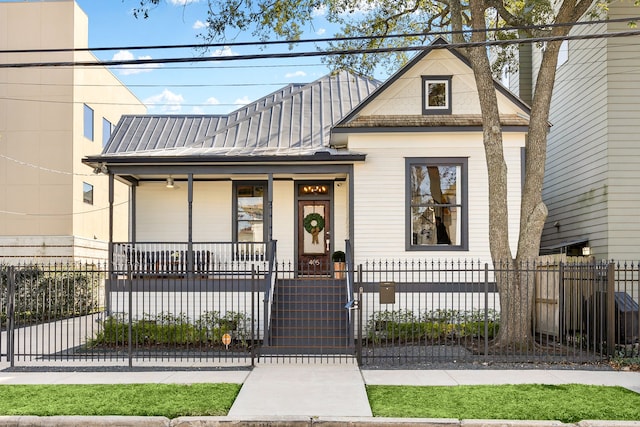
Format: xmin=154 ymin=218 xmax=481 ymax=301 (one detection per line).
xmin=298 ymin=200 xmax=331 ymax=275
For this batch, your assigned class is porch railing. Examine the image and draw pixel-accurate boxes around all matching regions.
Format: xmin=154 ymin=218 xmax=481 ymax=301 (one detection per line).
xmin=112 ymin=242 xmax=268 ymax=275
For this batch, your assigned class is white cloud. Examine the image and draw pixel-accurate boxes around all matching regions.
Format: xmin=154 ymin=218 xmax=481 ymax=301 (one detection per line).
xmin=211 ymin=46 xmax=238 ymax=57
xmin=112 ymin=50 xmax=160 ymax=75
xmin=285 ymin=71 xmax=307 ymax=78
xmin=234 ymin=96 xmax=251 ymax=106
xmin=144 ymin=89 xmax=185 ymax=113
xmin=316 ymin=28 xmax=326 ymax=36
xmin=312 ymin=5 xmax=327 ymax=17
xmin=168 ymin=0 xmax=199 ymax=5
xmin=205 ymin=97 xmax=221 ymax=105
xmin=191 ymin=106 xmax=205 ymax=114
xmin=193 ymin=20 xmax=207 ymax=29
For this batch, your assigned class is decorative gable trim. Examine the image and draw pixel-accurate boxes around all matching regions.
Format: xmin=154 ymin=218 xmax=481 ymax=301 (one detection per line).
xmin=334 ymin=37 xmax=531 ymax=128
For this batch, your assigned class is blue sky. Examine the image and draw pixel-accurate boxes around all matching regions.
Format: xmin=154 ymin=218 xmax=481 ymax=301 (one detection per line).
xmin=72 ymin=0 xmax=341 ymax=115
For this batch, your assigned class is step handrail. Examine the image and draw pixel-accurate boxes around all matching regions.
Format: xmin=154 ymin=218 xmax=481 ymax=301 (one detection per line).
xmin=344 ymin=239 xmax=355 ymax=342
xmin=263 ymin=240 xmax=278 ymax=346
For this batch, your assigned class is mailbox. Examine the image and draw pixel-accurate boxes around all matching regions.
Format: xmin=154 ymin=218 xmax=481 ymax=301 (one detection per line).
xmin=380 ymin=282 xmax=396 ymax=304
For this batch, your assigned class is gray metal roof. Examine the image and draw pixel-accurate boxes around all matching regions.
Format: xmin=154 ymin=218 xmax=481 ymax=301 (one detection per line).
xmin=104 ymin=71 xmax=381 ymax=158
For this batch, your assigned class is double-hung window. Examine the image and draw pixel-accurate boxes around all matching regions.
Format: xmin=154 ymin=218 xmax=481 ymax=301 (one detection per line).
xmin=407 ymin=158 xmax=467 ymax=250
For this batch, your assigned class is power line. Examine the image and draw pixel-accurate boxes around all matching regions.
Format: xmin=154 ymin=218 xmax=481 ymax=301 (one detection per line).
xmin=0 ymin=201 xmax=129 ymax=217
xmin=2 ymin=29 xmax=640 ymax=69
xmin=1 ymin=15 xmax=637 ymax=55
xmin=0 ymin=153 xmax=102 ymax=177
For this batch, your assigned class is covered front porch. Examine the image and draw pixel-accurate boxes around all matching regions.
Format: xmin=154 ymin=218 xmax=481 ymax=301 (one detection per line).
xmin=99 ymin=164 xmax=357 ymax=276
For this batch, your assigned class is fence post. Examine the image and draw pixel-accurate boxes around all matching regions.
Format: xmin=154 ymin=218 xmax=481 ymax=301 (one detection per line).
xmin=484 ymin=263 xmax=489 ymax=358
xmin=606 ymin=262 xmax=616 ymax=357
xmin=6 ymin=266 xmax=15 ymax=366
xmin=127 ymin=264 xmax=133 ymax=368
xmin=251 ymin=265 xmax=256 ymax=367
xmin=356 ymin=286 xmax=363 ymax=366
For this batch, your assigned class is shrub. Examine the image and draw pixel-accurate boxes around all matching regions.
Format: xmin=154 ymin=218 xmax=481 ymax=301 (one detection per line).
xmin=91 ymin=310 xmax=254 ymax=348
xmin=365 ymin=308 xmax=501 ymax=343
xmin=0 ymin=265 xmax=102 ymax=327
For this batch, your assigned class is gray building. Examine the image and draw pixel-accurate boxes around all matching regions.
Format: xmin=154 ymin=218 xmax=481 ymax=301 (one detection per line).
xmin=509 ymin=3 xmax=640 ymax=260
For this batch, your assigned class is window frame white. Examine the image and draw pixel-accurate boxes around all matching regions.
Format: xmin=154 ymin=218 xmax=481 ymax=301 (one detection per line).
xmin=422 ymin=75 xmax=452 ymax=115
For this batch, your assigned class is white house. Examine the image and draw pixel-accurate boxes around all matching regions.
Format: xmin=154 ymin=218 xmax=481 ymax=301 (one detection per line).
xmin=82 ymin=39 xmax=532 ymax=353
xmin=84 ymin=39 xmax=530 ymax=274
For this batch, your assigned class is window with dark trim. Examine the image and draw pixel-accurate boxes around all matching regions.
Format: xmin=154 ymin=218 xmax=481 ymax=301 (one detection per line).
xmin=234 ymin=182 xmax=265 ymax=243
xmin=83 ymin=182 xmax=94 ymax=205
xmin=422 ymin=76 xmax=452 ymax=115
xmin=83 ymin=104 xmax=94 ymax=141
xmin=406 ymin=158 xmax=467 ymax=250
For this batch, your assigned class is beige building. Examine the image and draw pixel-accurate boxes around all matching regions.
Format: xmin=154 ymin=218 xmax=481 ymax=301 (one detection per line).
xmin=0 ymin=0 xmax=146 ymax=263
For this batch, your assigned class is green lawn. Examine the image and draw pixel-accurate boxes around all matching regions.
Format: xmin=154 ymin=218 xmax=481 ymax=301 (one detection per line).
xmin=0 ymin=382 xmax=638 ymax=422
xmin=367 ymin=384 xmax=640 ymax=423
xmin=0 ymin=383 xmax=240 ymax=418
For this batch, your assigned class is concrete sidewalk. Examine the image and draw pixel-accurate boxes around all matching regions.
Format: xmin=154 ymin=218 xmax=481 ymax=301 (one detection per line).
xmin=0 ymin=363 xmax=639 ymax=426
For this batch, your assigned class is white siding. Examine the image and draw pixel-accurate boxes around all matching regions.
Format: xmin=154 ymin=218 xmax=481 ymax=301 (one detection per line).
xmin=359 ymin=49 xmax=526 ymax=117
xmin=349 ymin=132 xmax=523 ymax=263
xmin=136 ymin=181 xmax=232 ymax=242
xmin=272 ymin=181 xmax=295 ymax=261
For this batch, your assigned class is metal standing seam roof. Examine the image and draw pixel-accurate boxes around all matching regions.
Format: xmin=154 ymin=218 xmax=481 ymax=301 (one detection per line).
xmin=103 ymin=71 xmax=382 ymax=158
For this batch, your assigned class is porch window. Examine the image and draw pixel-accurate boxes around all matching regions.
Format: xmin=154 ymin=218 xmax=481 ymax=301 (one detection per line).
xmin=422 ymin=76 xmax=452 ymax=115
xmin=406 ymin=158 xmax=467 ymax=250
xmin=234 ymin=183 xmax=265 ymax=242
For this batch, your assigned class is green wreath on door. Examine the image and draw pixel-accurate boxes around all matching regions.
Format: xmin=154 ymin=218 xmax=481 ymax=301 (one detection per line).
xmin=303 ymin=213 xmax=325 ymax=244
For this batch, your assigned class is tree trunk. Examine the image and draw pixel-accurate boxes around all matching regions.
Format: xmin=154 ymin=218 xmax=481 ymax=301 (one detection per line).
xmin=464 ymin=0 xmax=534 ymax=347
xmin=454 ymin=0 xmax=595 ymax=349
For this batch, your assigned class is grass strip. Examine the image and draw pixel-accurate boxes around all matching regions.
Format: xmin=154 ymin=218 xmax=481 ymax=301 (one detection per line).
xmin=367 ymin=384 xmax=640 ymax=423
xmin=0 ymin=383 xmax=240 ymax=418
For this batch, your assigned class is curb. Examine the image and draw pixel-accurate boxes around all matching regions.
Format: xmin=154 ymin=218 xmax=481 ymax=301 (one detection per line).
xmin=0 ymin=417 xmax=639 ymax=427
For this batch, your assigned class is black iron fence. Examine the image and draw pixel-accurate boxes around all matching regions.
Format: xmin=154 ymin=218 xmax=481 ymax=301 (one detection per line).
xmin=353 ymin=259 xmax=639 ymax=366
xmin=0 ymin=257 xmax=638 ymax=367
xmin=0 ymin=260 xmax=265 ymax=368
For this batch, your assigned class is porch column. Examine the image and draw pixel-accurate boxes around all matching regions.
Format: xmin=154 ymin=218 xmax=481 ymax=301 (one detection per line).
xmin=348 ymin=164 xmax=355 ymax=259
xmin=268 ymin=173 xmax=273 ymax=241
xmin=130 ymin=184 xmax=137 ymax=243
xmin=108 ymin=173 xmax=114 ymax=271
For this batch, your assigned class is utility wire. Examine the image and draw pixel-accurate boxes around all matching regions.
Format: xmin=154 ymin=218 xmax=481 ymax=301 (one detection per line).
xmin=0 ymin=15 xmax=637 ymax=55
xmin=0 ymin=153 xmax=103 ymax=177
xmin=2 ymin=30 xmax=640 ymax=69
